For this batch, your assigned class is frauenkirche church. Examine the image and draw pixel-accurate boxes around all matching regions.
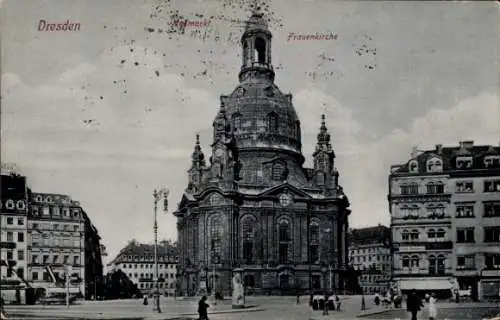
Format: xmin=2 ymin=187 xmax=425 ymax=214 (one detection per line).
xmin=174 ymin=11 xmax=351 ymax=296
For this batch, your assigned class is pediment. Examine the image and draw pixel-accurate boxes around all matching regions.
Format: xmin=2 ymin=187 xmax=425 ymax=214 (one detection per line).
xmin=198 ymin=189 xmax=228 ymax=206
xmin=258 ymin=182 xmax=311 ymax=199
xmin=177 ymin=192 xmax=195 ymax=210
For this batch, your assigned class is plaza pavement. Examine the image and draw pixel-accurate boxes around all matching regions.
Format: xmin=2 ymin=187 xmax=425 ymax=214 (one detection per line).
xmin=3 ymin=295 xmax=375 ymax=320
xmin=3 ymin=295 xmax=500 ymax=320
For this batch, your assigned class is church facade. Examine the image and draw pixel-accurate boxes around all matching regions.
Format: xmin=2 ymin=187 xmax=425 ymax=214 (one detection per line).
xmin=173 ymin=12 xmax=351 ymax=296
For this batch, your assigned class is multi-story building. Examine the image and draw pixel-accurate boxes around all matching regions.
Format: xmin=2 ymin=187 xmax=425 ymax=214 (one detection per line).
xmin=0 ymin=169 xmax=30 ymax=303
xmin=28 ymin=192 xmax=86 ymax=295
xmin=174 ymin=11 xmax=351 ymax=297
xmin=389 ymin=141 xmax=500 ymax=299
xmin=82 ymin=210 xmax=104 ymax=300
xmin=348 ymin=225 xmax=391 ymax=294
xmin=1 ymin=169 xmax=104 ymax=302
xmin=109 ymin=240 xmax=179 ymax=296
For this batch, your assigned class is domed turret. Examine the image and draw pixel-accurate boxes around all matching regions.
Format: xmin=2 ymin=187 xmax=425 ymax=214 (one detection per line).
xmin=216 ymin=11 xmax=302 ymax=164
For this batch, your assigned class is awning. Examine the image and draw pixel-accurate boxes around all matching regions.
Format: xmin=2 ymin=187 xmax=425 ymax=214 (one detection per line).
xmin=398 ymin=278 xmax=453 ymax=291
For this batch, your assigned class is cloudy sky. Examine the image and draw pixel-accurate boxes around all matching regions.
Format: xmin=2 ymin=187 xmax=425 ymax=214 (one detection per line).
xmin=1 ymin=0 xmax=499 ymax=263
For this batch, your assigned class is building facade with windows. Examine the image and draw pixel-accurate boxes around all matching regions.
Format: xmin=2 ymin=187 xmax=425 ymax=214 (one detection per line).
xmin=1 ymin=169 xmax=103 ymax=302
xmin=348 ymin=225 xmax=391 ymax=294
xmin=109 ymin=241 xmax=179 ymax=296
xmin=174 ymin=11 xmax=351 ymax=296
xmin=0 ymin=170 xmax=30 ymax=303
xmin=28 ymin=193 xmax=86 ymax=295
xmin=389 ymin=141 xmax=500 ymax=299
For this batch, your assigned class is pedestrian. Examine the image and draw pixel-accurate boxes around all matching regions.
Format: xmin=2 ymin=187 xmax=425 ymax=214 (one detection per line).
xmin=296 ymin=292 xmax=300 ymax=304
xmin=335 ymin=294 xmax=341 ymax=311
xmin=143 ymin=295 xmax=148 ymax=306
xmin=407 ymin=290 xmax=423 ymax=320
xmin=374 ymin=292 xmax=380 ymax=306
xmin=428 ymin=293 xmax=437 ymax=320
xmin=198 ymin=295 xmax=210 ymax=320
xmin=322 ymin=292 xmax=329 ymax=315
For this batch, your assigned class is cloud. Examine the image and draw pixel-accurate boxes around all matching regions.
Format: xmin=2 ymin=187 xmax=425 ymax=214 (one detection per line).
xmin=294 ymin=88 xmax=362 ymax=159
xmin=340 ymin=91 xmax=500 ymax=228
xmin=1 ymin=45 xmax=220 ymax=260
xmin=2 ymin=37 xmax=498 ymax=261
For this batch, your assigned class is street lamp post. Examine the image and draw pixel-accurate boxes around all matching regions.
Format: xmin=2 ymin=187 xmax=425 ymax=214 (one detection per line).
xmin=211 ymin=249 xmax=219 ymax=305
xmin=153 ymin=188 xmax=169 ymax=313
xmin=324 ymin=228 xmax=332 ymax=292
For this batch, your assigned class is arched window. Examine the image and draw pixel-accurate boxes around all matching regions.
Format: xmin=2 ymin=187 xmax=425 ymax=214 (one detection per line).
xmin=411 ymin=255 xmax=419 ymax=267
xmin=428 ymin=229 xmax=436 ymax=239
xmin=278 ymin=219 xmax=291 ymax=264
xmin=402 ymin=255 xmax=410 ymax=268
xmin=254 ymin=37 xmax=267 ymax=64
xmin=295 ymin=121 xmax=301 ymax=140
xmin=309 ymin=222 xmax=320 ymax=263
xmin=409 ymin=161 xmax=418 ymax=173
xmin=272 ymin=163 xmax=284 ymax=181
xmin=410 ymin=182 xmax=419 ymax=194
xmin=209 ymin=215 xmax=223 ymax=258
xmin=436 ymin=182 xmax=444 ymax=193
xmin=436 ymin=228 xmax=445 ymax=239
xmin=427 ymin=158 xmax=443 ymax=172
xmin=241 ymin=217 xmax=254 ymax=263
xmin=232 ymin=113 xmax=242 ymax=132
xmin=402 ymin=229 xmax=410 ymax=241
xmin=426 ymin=182 xmax=435 ymax=194
xmin=244 ymin=274 xmax=255 ymax=287
xmin=243 ymin=40 xmax=249 ymax=64
xmin=410 ymin=229 xmax=419 ymax=240
xmin=437 ymin=255 xmax=446 ymax=275
xmin=429 ymin=255 xmax=436 ymax=275
xmin=267 ymin=112 xmax=278 ymax=132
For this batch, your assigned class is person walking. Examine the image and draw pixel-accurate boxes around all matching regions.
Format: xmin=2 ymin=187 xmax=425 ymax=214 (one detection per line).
xmin=198 ymin=295 xmax=210 ymax=320
xmin=428 ymin=293 xmax=437 ymax=320
xmin=407 ymin=290 xmax=424 ymax=320
xmin=322 ymin=292 xmax=329 ymax=315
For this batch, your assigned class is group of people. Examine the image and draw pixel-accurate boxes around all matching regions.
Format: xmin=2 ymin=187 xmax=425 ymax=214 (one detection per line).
xmin=373 ymin=290 xmax=437 ymax=320
xmin=308 ymin=293 xmax=342 ymax=314
xmin=406 ymin=290 xmax=438 ymax=320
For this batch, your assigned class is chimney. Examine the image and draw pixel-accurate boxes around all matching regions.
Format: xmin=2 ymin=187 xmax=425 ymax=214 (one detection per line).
xmin=459 ymin=140 xmax=474 ymax=150
xmin=411 ymin=146 xmax=419 ymax=158
xmin=435 ymin=144 xmax=443 ymax=154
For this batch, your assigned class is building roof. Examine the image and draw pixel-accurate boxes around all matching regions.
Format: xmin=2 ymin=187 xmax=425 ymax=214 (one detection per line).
xmin=391 ymin=141 xmax=500 ymax=175
xmin=348 ymin=225 xmax=390 ymax=246
xmin=109 ymin=240 xmax=178 ymax=265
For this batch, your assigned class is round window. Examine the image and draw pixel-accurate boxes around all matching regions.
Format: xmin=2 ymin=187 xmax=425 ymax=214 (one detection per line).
xmin=16 ymin=200 xmax=26 ymax=210
xmin=6 ymin=199 xmax=15 ymax=209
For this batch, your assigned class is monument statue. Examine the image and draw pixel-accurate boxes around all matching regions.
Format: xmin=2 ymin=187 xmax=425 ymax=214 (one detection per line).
xmin=231 ymin=273 xmax=245 ymax=308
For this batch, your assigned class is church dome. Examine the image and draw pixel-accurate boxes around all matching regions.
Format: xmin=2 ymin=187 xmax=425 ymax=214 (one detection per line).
xmin=217 ymin=11 xmax=302 ymax=158
xmin=223 ymin=82 xmax=301 ymax=154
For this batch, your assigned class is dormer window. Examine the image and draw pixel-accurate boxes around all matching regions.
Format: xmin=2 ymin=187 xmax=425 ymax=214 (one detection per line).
xmin=409 ymin=160 xmax=418 ymax=173
xmin=426 ymin=157 xmax=443 ymax=172
xmin=267 ymin=112 xmax=278 ymax=132
xmin=272 ymin=163 xmax=284 ymax=181
xmin=484 ymin=156 xmax=500 ymax=168
xmin=231 ymin=113 xmax=242 ymax=132
xmin=456 ymin=156 xmax=473 ymax=169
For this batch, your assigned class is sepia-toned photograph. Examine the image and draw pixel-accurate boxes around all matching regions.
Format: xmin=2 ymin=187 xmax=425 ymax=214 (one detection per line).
xmin=0 ymin=0 xmax=499 ymax=319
